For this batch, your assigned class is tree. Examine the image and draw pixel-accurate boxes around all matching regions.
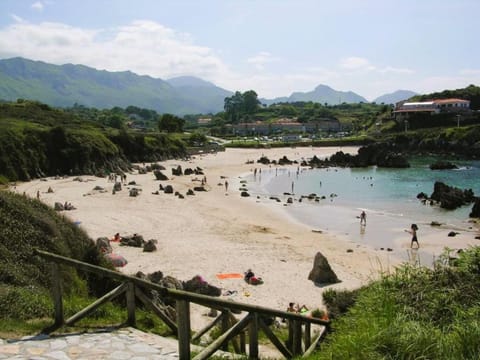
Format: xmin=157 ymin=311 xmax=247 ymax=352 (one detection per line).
xmin=243 ymin=90 xmax=260 ymax=114
xmin=158 ymin=113 xmax=185 ymax=133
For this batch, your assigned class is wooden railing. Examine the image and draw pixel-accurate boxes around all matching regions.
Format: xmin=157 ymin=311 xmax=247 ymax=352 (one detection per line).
xmin=35 ymin=249 xmax=330 ymax=359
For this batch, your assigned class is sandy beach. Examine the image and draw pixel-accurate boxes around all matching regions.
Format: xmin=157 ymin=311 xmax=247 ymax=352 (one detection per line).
xmin=14 ymin=146 xmax=479 ymax=330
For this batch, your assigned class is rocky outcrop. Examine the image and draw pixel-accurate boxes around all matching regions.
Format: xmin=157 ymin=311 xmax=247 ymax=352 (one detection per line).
xmin=120 ymin=234 xmax=145 ymax=247
xmin=430 ymin=161 xmax=458 ymax=170
xmin=308 ymin=251 xmax=340 ymax=285
xmin=183 ymin=275 xmax=222 ymax=296
xmin=164 ymin=185 xmax=174 ymax=194
xmin=470 ymin=198 xmax=480 ymax=218
xmin=430 ymin=181 xmax=475 ymax=210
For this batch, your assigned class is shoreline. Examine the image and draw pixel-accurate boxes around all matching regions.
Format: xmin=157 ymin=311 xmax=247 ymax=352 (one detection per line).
xmin=12 ymin=146 xmax=479 ymax=330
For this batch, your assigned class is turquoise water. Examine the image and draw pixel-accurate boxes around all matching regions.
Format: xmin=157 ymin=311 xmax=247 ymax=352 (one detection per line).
xmin=247 ymin=156 xmax=480 ymax=261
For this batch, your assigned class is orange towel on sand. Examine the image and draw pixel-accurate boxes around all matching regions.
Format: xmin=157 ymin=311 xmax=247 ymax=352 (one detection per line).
xmin=216 ymin=273 xmax=243 ymax=279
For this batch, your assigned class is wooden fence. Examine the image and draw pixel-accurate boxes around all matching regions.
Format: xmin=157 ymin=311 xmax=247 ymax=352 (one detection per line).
xmin=35 ymin=249 xmax=330 ymax=359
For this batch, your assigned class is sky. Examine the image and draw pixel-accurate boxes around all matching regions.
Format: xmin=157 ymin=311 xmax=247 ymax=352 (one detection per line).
xmin=0 ymin=0 xmax=479 ymax=101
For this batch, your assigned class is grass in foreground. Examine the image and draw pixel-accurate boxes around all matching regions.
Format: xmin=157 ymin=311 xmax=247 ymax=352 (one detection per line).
xmin=307 ymin=247 xmax=480 ymax=359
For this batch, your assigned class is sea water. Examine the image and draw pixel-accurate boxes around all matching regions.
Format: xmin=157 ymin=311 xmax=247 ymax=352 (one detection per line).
xmin=246 ymin=156 xmax=480 ymax=261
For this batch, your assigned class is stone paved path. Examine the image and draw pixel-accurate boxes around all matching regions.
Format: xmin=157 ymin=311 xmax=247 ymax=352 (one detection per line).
xmin=0 ymin=327 xmax=181 ymax=360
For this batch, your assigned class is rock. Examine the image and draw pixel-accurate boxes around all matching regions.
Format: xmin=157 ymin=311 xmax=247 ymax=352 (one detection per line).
xmin=257 ymin=156 xmax=270 ymax=165
xmin=308 ymin=252 xmax=340 ymax=285
xmin=430 ymin=221 xmax=442 ymax=226
xmin=159 ymin=275 xmax=184 ymax=290
xmin=184 ymin=168 xmax=194 ymax=175
xmin=164 ymin=185 xmax=174 ymax=194
xmin=193 ymin=186 xmax=206 ymax=192
xmin=120 ymin=234 xmax=145 ymax=247
xmin=113 ymin=182 xmax=122 ymax=191
xmin=448 ymin=231 xmax=458 ymax=237
xmin=430 ymin=181 xmax=475 ymax=210
xmin=129 ymin=188 xmax=140 ymax=197
xmin=430 ymin=161 xmax=458 ymax=170
xmin=470 ymin=198 xmax=480 ymax=218
xmin=172 ymin=165 xmax=183 ymax=176
xmin=183 ymin=275 xmax=222 ymax=296
xmin=128 ymin=181 xmax=136 ymax=185
xmin=143 ymin=239 xmax=158 ymax=252
xmin=147 ymin=271 xmax=164 ymax=283
xmin=96 ymin=237 xmax=112 ymax=254
xmin=240 ymin=191 xmax=250 ymax=197
xmin=346 ymin=249 xmax=353 ymax=253
xmin=286 ymin=197 xmax=293 ymax=204
xmin=278 ymin=156 xmax=293 ymax=165
xmin=187 ymin=189 xmax=195 ymax=196
xmin=153 ymin=170 xmax=169 ymax=181
xmin=54 ymin=202 xmax=64 ymax=211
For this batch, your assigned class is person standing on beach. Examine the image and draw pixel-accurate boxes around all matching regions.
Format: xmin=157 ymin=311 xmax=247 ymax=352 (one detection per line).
xmin=405 ymin=224 xmax=419 ymax=248
xmin=225 ymin=180 xmax=229 ymax=192
xmin=360 ymin=211 xmax=366 ymax=226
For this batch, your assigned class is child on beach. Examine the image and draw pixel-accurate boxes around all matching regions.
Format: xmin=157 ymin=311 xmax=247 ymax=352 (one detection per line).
xmin=405 ymin=224 xmax=419 ymax=248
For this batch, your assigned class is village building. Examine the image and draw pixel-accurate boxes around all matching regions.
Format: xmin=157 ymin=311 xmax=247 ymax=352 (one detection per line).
xmin=228 ymin=117 xmax=341 ymax=136
xmin=394 ymin=98 xmax=470 ymax=120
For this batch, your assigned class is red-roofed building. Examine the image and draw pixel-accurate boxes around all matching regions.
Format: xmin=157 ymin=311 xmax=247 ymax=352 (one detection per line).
xmin=394 ymin=98 xmax=470 ymax=120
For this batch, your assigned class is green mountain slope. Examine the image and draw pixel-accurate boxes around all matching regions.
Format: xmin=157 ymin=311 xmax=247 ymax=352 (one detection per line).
xmin=0 ymin=58 xmax=231 ymax=115
xmin=261 ymin=84 xmax=367 ymax=105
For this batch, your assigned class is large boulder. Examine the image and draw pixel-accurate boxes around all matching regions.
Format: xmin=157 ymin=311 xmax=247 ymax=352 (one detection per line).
xmin=172 ymin=165 xmax=183 ymax=176
xmin=54 ymin=202 xmax=64 ymax=211
xmin=120 ymin=233 xmax=145 ymax=247
xmin=154 ymin=170 xmax=169 ymax=181
xmin=430 ymin=181 xmax=475 ymax=210
xmin=308 ymin=251 xmax=340 ymax=285
xmin=470 ymin=198 xmax=480 ymax=218
xmin=164 ymin=185 xmax=174 ymax=194
xmin=183 ymin=275 xmax=222 ymax=296
xmin=143 ymin=239 xmax=158 ymax=252
xmin=96 ymin=237 xmax=112 ymax=254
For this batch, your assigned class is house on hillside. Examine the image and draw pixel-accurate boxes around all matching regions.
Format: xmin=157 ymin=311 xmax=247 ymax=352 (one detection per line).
xmin=229 ymin=117 xmax=341 ymax=136
xmin=394 ymin=98 xmax=470 ymax=121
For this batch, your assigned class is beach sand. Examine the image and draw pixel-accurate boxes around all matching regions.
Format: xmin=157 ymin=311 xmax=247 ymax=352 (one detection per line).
xmin=14 ymin=146 xmax=479 ymax=330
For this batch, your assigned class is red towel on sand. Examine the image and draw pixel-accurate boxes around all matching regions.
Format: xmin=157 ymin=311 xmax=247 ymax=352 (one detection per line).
xmin=216 ymin=273 xmax=243 ymax=279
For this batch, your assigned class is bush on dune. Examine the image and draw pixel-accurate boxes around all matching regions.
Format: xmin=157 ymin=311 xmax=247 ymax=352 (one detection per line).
xmin=312 ymin=247 xmax=480 ymax=359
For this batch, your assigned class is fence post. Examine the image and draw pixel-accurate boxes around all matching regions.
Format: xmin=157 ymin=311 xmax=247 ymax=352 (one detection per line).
xmin=177 ymin=299 xmax=191 ymax=359
xmin=51 ymin=263 xmax=64 ymax=326
xmin=126 ymin=282 xmax=136 ymax=326
xmin=292 ymin=319 xmax=303 ymax=356
xmin=221 ymin=310 xmax=229 ymax=351
xmin=249 ymin=313 xmax=259 ymax=359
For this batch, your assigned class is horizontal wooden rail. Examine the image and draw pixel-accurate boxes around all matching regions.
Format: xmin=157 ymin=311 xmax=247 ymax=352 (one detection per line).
xmin=36 ymin=249 xmax=330 ymax=358
xmin=35 ymin=249 xmax=330 ymax=326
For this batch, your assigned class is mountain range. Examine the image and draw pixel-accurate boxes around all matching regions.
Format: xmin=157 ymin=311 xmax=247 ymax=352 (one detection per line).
xmin=0 ymin=57 xmax=416 ymax=115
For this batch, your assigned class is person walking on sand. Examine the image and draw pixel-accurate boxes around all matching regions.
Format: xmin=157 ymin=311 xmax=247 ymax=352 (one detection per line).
xmin=360 ymin=211 xmax=366 ymax=226
xmin=225 ymin=180 xmax=229 ymax=192
xmin=405 ymin=223 xmax=419 ymax=248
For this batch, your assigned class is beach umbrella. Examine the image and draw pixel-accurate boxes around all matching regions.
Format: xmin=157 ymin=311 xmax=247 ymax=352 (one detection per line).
xmin=105 ymin=253 xmax=128 ymax=267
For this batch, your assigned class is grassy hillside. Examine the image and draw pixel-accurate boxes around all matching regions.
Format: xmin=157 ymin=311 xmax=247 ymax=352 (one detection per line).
xmin=0 ymin=190 xmax=109 ymax=327
xmin=311 ymin=248 xmax=480 ymax=359
xmin=0 ymin=100 xmax=186 ymax=182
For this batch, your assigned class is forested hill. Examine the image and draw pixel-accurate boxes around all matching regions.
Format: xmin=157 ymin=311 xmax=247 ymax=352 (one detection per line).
xmin=0 ymin=57 xmax=231 ymax=115
xmin=411 ymin=84 xmax=480 ymax=110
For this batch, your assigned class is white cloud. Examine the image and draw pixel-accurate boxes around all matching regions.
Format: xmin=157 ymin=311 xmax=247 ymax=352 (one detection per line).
xmin=246 ymin=51 xmax=280 ymax=70
xmin=31 ymin=1 xmax=44 ymax=11
xmin=379 ymin=66 xmax=414 ymax=74
xmin=339 ymin=56 xmax=375 ymax=71
xmin=0 ymin=20 xmax=231 ymax=81
xmin=10 ymin=14 xmax=26 ymax=23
